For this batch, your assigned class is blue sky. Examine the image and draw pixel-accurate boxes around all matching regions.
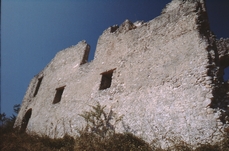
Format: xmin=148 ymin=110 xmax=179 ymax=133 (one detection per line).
xmin=1 ymin=0 xmax=229 ymax=116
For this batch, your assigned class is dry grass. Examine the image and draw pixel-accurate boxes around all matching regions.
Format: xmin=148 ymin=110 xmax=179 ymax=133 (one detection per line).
xmin=0 ymin=130 xmax=74 ymax=151
xmin=1 ymin=130 xmax=228 ymax=151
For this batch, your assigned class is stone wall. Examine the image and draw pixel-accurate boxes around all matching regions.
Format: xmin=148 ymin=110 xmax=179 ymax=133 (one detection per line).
xmin=15 ymin=0 xmax=229 ymax=148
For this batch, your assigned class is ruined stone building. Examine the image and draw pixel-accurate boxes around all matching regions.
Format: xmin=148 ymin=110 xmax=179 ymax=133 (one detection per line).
xmin=15 ymin=0 xmax=229 ymax=148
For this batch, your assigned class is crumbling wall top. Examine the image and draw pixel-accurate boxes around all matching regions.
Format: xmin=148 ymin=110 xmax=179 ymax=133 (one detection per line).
xmin=216 ymin=38 xmax=229 ymax=67
xmin=44 ymin=40 xmax=90 ymax=72
xmin=162 ymin=0 xmax=206 ymax=14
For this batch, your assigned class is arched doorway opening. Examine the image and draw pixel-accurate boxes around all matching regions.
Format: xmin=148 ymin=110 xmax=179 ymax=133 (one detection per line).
xmin=20 ymin=109 xmax=32 ymax=133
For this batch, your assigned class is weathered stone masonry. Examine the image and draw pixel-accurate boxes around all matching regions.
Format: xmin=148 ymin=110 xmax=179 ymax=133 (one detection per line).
xmin=15 ymin=0 xmax=229 ymax=148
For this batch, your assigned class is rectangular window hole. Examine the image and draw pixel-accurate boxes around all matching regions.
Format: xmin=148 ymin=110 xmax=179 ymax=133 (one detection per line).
xmin=33 ymin=77 xmax=43 ymax=97
xmin=53 ymin=86 xmax=65 ymax=104
xmin=99 ymin=69 xmax=116 ymax=90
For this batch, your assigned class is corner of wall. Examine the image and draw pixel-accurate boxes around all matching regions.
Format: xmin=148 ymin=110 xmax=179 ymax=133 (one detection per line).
xmin=13 ymin=74 xmax=39 ymax=129
xmin=80 ymin=42 xmax=90 ymax=65
xmin=208 ymin=37 xmax=229 ymax=123
xmin=44 ymin=40 xmax=91 ymax=72
xmin=217 ymin=38 xmax=229 ymax=62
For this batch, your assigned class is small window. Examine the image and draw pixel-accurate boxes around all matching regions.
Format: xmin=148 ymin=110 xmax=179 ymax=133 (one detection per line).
xmin=223 ymin=66 xmax=229 ymax=82
xmin=99 ymin=69 xmax=116 ymax=90
xmin=33 ymin=77 xmax=43 ymax=97
xmin=53 ymin=86 xmax=65 ymax=104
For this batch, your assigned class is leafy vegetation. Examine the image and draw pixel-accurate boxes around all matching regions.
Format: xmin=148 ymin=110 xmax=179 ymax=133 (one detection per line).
xmin=75 ymin=102 xmax=151 ymax=150
xmin=0 ymin=103 xmax=229 ymax=151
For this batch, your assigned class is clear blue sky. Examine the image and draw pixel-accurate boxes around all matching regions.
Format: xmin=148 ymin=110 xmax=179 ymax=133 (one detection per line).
xmin=1 ymin=0 xmax=229 ymax=116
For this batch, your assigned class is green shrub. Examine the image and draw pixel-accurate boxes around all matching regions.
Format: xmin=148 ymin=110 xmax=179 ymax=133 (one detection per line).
xmin=78 ymin=102 xmax=123 ymax=138
xmin=75 ymin=102 xmax=152 ymax=151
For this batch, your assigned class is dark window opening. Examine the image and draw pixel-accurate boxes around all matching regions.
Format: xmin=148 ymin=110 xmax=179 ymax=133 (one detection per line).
xmin=99 ymin=69 xmax=115 ymax=90
xmin=223 ymin=66 xmax=229 ymax=82
xmin=33 ymin=77 xmax=43 ymax=97
xmin=53 ymin=86 xmax=65 ymax=104
xmin=220 ymin=55 xmax=229 ymax=82
xmin=20 ymin=109 xmax=32 ymax=133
